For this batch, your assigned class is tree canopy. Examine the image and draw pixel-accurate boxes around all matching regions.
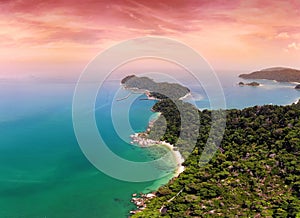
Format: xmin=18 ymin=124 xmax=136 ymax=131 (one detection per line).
xmin=132 ymin=100 xmax=300 ymax=217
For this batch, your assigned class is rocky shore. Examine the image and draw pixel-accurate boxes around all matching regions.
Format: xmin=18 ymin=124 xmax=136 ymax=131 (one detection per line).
xmin=121 ymin=75 xmax=187 ymax=216
xmin=130 ymin=133 xmax=185 ymax=176
xmin=130 ymin=133 xmax=159 ymax=147
xmin=129 ymin=193 xmax=156 ymax=215
xmin=128 ymin=117 xmax=185 ymax=216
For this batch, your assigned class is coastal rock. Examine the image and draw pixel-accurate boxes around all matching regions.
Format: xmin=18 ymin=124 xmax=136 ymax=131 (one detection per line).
xmin=145 ymin=193 xmax=156 ymax=199
xmin=295 ymin=84 xmax=300 ymax=90
xmin=130 ymin=133 xmax=159 ymax=147
xmin=130 ymin=193 xmax=156 ymax=215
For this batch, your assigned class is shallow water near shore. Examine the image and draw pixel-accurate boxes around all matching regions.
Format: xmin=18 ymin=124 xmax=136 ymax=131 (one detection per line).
xmin=0 ymin=80 xmax=175 ymax=218
xmin=0 ymin=73 xmax=299 ymax=217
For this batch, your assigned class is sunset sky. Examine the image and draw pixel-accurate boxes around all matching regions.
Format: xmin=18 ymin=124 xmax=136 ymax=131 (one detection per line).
xmin=1 ymin=0 xmax=300 ymax=79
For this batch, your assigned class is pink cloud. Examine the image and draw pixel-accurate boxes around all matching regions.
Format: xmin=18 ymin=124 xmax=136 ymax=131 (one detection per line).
xmin=1 ymin=0 xmax=300 ymax=74
xmin=287 ymin=42 xmax=300 ymax=50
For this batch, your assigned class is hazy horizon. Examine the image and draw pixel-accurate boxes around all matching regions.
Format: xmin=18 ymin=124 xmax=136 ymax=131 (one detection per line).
xmin=1 ymin=0 xmax=300 ymax=80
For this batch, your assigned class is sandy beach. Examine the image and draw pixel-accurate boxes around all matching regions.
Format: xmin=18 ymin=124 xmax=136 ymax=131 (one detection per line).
xmin=130 ymin=133 xmax=185 ymax=177
xmin=179 ymin=92 xmax=192 ymax=100
xmin=159 ymin=141 xmax=185 ymax=177
xmin=123 ymin=82 xmax=186 ymax=179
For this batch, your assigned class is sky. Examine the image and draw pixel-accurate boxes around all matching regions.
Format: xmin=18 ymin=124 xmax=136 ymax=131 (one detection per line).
xmin=1 ymin=0 xmax=300 ymax=80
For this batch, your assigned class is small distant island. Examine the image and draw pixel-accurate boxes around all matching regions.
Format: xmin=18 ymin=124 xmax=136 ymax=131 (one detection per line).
xmin=239 ymin=67 xmax=300 ymax=83
xmin=238 ymin=81 xmax=260 ymax=87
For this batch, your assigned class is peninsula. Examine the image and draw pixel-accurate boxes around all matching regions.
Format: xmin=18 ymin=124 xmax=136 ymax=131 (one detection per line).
xmin=121 ymin=75 xmax=192 ymax=214
xmin=126 ymin=75 xmax=300 ymax=217
xmin=239 ymin=67 xmax=300 ymax=83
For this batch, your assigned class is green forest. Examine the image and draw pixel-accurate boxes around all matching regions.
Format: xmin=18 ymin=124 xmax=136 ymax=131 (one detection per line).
xmin=132 ymin=99 xmax=300 ymax=217
xmin=121 ymin=75 xmax=190 ymax=100
xmin=122 ymin=75 xmax=300 ymax=217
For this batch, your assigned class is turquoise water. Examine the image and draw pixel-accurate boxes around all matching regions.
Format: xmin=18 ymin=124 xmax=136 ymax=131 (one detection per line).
xmin=0 ymin=73 xmax=299 ymax=217
xmin=0 ymin=81 xmax=173 ymax=218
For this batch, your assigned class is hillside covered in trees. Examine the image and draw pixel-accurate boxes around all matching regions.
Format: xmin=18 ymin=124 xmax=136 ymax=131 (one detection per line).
xmin=121 ymin=75 xmax=190 ymax=100
xmin=239 ymin=67 xmax=300 ymax=82
xmin=132 ymin=99 xmax=300 ymax=217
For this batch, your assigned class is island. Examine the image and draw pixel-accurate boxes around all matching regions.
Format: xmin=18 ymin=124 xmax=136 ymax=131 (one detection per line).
xmin=239 ymin=67 xmax=300 ymax=82
xmin=121 ymin=75 xmax=190 ymax=100
xmin=125 ymin=75 xmax=300 ymax=217
xmin=238 ymin=81 xmax=260 ymax=87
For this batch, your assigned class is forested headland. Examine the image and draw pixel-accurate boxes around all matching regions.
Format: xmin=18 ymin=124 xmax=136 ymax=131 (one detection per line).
xmin=133 ymin=99 xmax=300 ymax=217
xmin=125 ymin=76 xmax=300 ymax=217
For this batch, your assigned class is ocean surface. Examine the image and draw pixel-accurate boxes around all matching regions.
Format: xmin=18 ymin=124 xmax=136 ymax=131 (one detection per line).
xmin=0 ymin=73 xmax=299 ymax=217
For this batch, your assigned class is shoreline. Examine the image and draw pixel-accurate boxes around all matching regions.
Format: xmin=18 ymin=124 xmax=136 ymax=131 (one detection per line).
xmin=130 ymin=133 xmax=185 ymax=177
xmin=292 ymin=98 xmax=300 ymax=105
xmin=129 ymin=112 xmax=185 ymax=216
xmin=129 ymin=133 xmax=185 ymax=215
xmin=179 ymin=92 xmax=192 ymax=100
xmin=124 ymin=85 xmax=185 ymax=177
xmin=158 ymin=141 xmax=185 ymax=177
xmin=124 ymin=78 xmax=299 ymax=216
xmin=121 ymin=82 xmax=186 ymax=215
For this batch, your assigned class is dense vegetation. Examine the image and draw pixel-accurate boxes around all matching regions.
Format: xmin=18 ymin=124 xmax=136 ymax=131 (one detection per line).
xmin=121 ymin=75 xmax=190 ymax=100
xmin=123 ymin=75 xmax=300 ymax=217
xmin=132 ymin=99 xmax=300 ymax=217
xmin=239 ymin=67 xmax=300 ymax=82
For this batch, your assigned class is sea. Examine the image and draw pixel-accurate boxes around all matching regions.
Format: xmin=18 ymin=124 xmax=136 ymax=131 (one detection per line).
xmin=0 ymin=72 xmax=299 ymax=218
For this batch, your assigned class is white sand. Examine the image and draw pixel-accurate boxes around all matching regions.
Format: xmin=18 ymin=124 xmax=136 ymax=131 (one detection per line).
xmin=179 ymin=92 xmax=192 ymax=100
xmin=159 ymin=141 xmax=185 ymax=177
xmin=130 ymin=134 xmax=185 ymax=177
